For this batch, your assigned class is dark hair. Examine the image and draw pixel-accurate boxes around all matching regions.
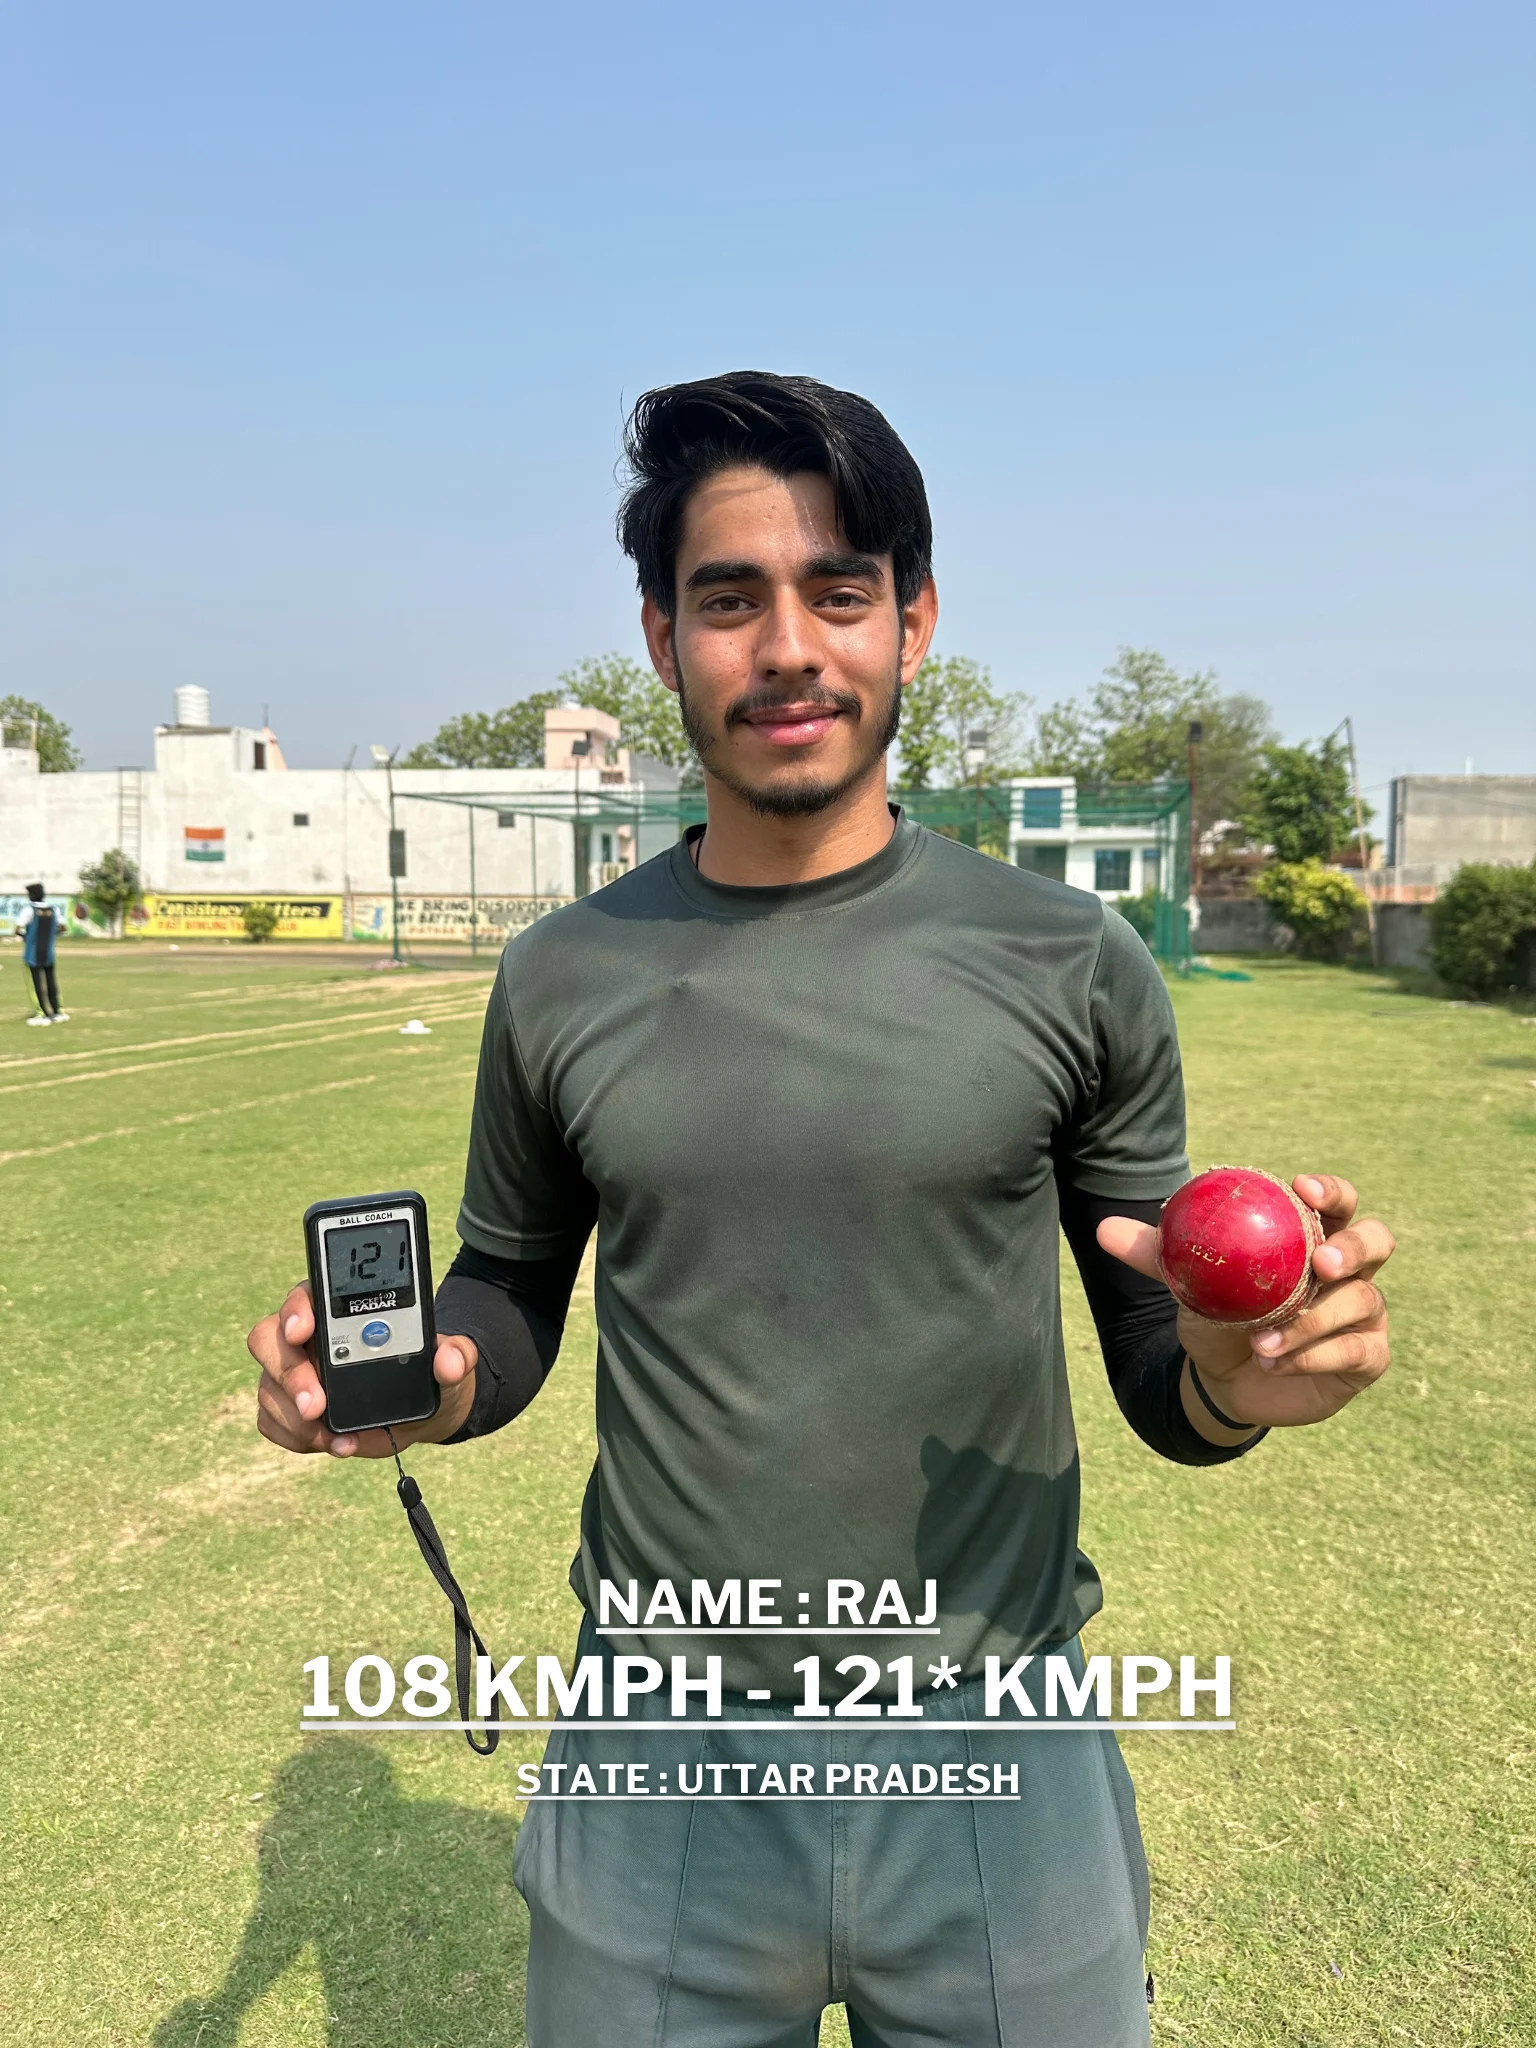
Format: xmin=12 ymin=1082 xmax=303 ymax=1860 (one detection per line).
xmin=26 ymin=882 xmax=45 ymax=901
xmin=617 ymin=371 xmax=932 ymax=614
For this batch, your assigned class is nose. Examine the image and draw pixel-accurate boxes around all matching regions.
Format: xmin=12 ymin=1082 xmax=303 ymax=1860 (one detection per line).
xmin=755 ymin=593 xmax=823 ymax=684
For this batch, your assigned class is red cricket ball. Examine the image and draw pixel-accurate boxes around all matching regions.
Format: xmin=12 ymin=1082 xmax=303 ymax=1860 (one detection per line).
xmin=1157 ymin=1166 xmax=1324 ymax=1330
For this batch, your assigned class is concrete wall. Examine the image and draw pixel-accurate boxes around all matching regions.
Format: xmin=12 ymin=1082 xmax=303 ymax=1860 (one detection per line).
xmin=1192 ymin=897 xmax=1289 ymax=953
xmin=0 ymin=719 xmax=681 ymax=901
xmin=1373 ymin=901 xmax=1432 ymax=971
xmin=1387 ymin=776 xmax=1536 ymax=870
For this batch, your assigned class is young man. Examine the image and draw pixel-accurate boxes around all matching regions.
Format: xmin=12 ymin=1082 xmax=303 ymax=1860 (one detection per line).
xmin=250 ymin=374 xmax=1394 ymax=2046
xmin=17 ymin=882 xmax=67 ymax=1025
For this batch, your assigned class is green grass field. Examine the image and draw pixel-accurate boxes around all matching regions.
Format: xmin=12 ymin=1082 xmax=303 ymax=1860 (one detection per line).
xmin=2 ymin=942 xmax=1533 ymax=2046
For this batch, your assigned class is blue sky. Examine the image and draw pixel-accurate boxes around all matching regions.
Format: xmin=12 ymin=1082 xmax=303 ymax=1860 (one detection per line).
xmin=2 ymin=1 xmax=1531 ymax=812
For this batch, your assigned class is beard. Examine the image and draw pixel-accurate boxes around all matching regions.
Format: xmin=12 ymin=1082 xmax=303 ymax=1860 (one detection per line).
xmin=675 ymin=656 xmax=904 ymax=819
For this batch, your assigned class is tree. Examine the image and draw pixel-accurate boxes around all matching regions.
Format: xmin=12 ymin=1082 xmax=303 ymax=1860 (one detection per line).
xmin=1026 ymin=698 xmax=1101 ymax=781
xmin=78 ymin=849 xmax=142 ymax=937
xmin=1 ymin=695 xmax=83 ymax=772
xmin=242 ymin=901 xmax=280 ymax=943
xmin=894 ymin=657 xmax=1032 ymax=789
xmin=1241 ymin=736 xmax=1366 ymax=863
xmin=1189 ymin=695 xmax=1278 ymax=843
xmin=1092 ymin=648 xmax=1216 ymax=785
xmin=1026 ymin=649 xmax=1277 ymax=839
xmin=401 ymin=691 xmax=564 ymax=769
xmin=556 ymin=654 xmax=692 ymax=770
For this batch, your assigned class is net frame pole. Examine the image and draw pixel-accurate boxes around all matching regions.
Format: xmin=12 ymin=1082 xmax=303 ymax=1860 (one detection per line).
xmin=468 ymin=806 xmax=479 ymax=957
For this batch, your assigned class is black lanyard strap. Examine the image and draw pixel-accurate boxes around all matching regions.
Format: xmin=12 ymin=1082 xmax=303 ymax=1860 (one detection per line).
xmin=387 ymin=1430 xmax=499 ymax=1756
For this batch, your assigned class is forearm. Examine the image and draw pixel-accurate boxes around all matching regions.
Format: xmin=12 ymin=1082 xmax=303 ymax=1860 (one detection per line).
xmin=1059 ymin=1184 xmax=1267 ymax=1466
xmin=435 ymin=1243 xmax=583 ymax=1442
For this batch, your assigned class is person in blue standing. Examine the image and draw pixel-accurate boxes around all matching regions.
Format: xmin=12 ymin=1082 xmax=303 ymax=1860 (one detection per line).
xmin=17 ymin=882 xmax=68 ymax=1026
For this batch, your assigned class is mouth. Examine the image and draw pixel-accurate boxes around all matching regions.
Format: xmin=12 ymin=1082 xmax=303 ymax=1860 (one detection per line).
xmin=736 ymin=702 xmax=848 ymax=749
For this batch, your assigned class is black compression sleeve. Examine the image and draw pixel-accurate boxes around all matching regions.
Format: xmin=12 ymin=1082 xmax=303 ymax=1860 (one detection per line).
xmin=1058 ymin=1183 xmax=1268 ymax=1467
xmin=435 ymin=1242 xmax=585 ymax=1443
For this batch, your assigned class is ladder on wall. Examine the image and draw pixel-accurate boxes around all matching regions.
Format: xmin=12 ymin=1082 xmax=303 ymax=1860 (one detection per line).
xmin=117 ymin=768 xmax=144 ymax=872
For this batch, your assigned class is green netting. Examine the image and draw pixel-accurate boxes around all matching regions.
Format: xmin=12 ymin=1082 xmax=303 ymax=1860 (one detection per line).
xmin=399 ymin=778 xmax=1195 ymax=971
xmin=896 ymin=781 xmax=1193 ymax=972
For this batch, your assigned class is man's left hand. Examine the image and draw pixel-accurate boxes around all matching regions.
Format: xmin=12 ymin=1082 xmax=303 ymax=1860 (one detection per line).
xmin=1096 ymin=1174 xmax=1394 ymax=1430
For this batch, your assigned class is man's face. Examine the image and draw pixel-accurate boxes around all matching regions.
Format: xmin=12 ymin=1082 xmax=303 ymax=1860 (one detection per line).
xmin=642 ymin=466 xmax=938 ymax=817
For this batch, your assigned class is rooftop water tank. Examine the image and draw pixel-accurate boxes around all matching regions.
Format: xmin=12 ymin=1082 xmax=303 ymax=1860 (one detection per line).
xmin=174 ymin=685 xmax=211 ymax=728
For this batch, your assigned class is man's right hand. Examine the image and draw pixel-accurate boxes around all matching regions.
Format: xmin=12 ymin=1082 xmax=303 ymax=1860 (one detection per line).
xmin=247 ymin=1281 xmax=478 ymax=1458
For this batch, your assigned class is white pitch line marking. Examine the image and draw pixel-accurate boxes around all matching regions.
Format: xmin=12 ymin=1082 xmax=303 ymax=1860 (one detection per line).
xmin=0 ymin=1008 xmax=487 ymax=1095
xmin=0 ymin=994 xmax=488 ymax=1072
xmin=0 ymin=1074 xmax=379 ymax=1164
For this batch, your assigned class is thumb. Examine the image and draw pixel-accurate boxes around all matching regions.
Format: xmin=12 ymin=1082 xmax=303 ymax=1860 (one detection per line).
xmin=434 ymin=1335 xmax=477 ymax=1385
xmin=1095 ymin=1215 xmax=1163 ymax=1282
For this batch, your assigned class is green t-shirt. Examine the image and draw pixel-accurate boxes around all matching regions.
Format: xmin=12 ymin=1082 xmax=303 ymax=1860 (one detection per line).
xmin=457 ymin=812 xmax=1188 ymax=1693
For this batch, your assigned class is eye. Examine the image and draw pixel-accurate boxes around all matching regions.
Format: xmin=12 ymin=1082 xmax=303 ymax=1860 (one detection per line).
xmin=820 ymin=589 xmax=869 ymax=611
xmin=701 ymin=592 xmax=754 ymax=614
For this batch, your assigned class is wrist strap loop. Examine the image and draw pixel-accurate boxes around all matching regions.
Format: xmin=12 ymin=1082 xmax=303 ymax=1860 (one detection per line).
xmin=387 ymin=1430 xmax=498 ymax=1756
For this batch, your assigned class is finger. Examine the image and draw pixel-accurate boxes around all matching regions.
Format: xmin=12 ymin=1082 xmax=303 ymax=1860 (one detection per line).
xmin=1311 ymin=1216 xmax=1396 ymax=1284
xmin=1095 ymin=1216 xmax=1163 ymax=1282
xmin=247 ymin=1281 xmax=327 ymax=1422
xmin=1249 ymin=1315 xmax=1390 ymax=1382
xmin=256 ymin=1406 xmax=358 ymax=1458
xmin=256 ymin=1369 xmax=312 ymax=1440
xmin=255 ymin=1371 xmax=358 ymax=1457
xmin=279 ymin=1281 xmax=315 ymax=1347
xmin=255 ymin=1403 xmax=312 ymax=1453
xmin=434 ymin=1334 xmax=477 ymax=1386
xmin=1293 ymin=1175 xmax=1358 ymax=1231
xmin=1251 ymin=1278 xmax=1385 ymax=1358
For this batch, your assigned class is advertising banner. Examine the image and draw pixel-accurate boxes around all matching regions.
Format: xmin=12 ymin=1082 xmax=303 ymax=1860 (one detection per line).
xmin=127 ymin=894 xmax=344 ymax=939
xmin=349 ymin=893 xmax=571 ymax=944
xmin=1 ymin=893 xmax=113 ymax=938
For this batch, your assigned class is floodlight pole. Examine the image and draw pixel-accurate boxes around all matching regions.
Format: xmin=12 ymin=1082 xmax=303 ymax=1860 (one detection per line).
xmin=964 ymin=727 xmax=990 ymax=851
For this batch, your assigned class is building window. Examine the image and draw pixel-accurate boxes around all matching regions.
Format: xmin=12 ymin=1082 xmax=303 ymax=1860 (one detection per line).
xmin=1016 ymin=844 xmax=1067 ymax=883
xmin=1095 ymin=849 xmax=1133 ymax=892
xmin=253 ymin=741 xmax=267 ymax=771
xmin=497 ymin=810 xmax=517 ymax=829
xmin=292 ymin=812 xmax=310 ymax=827
xmin=1022 ymin=786 xmax=1062 ymax=829
xmin=1142 ymin=847 xmax=1160 ymax=887
xmin=600 ymin=832 xmax=614 ymax=864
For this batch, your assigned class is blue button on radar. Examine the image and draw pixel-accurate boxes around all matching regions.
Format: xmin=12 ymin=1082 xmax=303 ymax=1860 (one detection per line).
xmin=361 ymin=1320 xmax=391 ymax=1348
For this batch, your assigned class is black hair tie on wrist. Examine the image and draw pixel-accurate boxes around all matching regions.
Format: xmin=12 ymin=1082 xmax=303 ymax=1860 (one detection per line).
xmin=1186 ymin=1355 xmax=1263 ymax=1438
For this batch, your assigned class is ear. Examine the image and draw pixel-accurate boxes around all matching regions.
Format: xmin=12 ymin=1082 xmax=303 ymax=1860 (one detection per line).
xmin=641 ymin=596 xmax=680 ymax=696
xmin=899 ymin=576 xmax=939 ymax=686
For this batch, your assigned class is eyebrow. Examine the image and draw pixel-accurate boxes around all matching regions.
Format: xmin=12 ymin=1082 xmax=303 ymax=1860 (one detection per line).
xmin=683 ymin=551 xmax=887 ymax=593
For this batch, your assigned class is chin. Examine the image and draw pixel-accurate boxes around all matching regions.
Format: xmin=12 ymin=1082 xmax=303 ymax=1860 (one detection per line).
xmin=728 ymin=757 xmax=875 ymax=820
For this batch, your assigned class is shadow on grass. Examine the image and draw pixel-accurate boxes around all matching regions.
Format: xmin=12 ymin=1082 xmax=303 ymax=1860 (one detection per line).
xmin=154 ymin=1739 xmax=526 ymax=2047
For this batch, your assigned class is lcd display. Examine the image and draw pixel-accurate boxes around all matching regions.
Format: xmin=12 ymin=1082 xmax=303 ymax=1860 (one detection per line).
xmin=324 ymin=1218 xmax=417 ymax=1316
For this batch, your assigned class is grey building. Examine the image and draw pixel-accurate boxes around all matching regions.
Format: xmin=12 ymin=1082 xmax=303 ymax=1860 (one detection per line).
xmin=1386 ymin=776 xmax=1536 ymax=885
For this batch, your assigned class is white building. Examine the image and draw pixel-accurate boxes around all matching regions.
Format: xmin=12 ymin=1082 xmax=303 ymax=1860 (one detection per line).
xmin=0 ymin=693 xmax=680 ymax=909
xmin=1007 ymin=778 xmax=1165 ymax=898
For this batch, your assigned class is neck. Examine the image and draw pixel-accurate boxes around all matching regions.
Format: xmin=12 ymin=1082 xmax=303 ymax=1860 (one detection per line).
xmin=694 ymin=761 xmax=896 ymax=885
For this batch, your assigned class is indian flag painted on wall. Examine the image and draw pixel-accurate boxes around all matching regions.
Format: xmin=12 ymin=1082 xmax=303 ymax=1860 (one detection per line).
xmin=184 ymin=826 xmax=225 ymax=863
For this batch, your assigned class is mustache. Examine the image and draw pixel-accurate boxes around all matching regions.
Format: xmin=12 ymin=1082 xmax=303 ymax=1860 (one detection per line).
xmin=724 ymin=683 xmax=863 ymax=729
